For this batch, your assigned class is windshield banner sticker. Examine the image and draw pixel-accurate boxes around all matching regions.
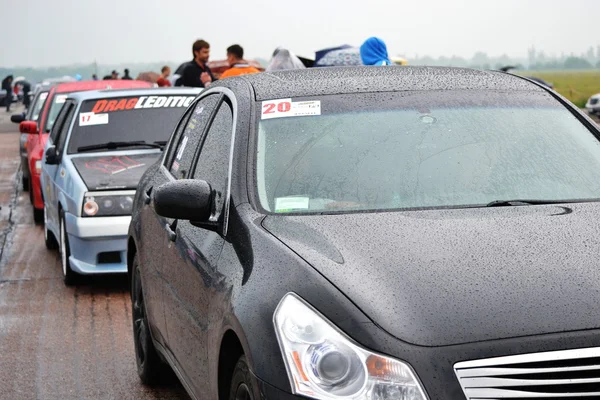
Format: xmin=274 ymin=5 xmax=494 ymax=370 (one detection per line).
xmin=55 ymin=94 xmax=68 ymax=104
xmin=275 ymin=196 xmax=310 ymax=212
xmin=79 ymin=112 xmax=109 ymax=126
xmin=261 ymin=99 xmax=321 ymax=120
xmin=90 ymin=96 xmax=195 ymax=113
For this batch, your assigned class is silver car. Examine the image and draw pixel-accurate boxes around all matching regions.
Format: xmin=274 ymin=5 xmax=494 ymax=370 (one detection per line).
xmin=12 ymin=83 xmax=53 ymax=190
xmin=40 ymin=87 xmax=200 ymax=285
xmin=586 ymin=93 xmax=600 ymax=116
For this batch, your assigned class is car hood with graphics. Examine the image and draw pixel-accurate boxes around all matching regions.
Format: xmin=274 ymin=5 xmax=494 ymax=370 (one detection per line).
xmin=70 ymin=152 xmax=162 ymax=191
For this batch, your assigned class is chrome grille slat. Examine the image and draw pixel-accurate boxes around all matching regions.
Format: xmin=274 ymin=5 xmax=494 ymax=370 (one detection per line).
xmin=466 ymin=388 xmax=600 ymax=398
xmin=462 ymin=376 xmax=600 ymax=387
xmin=457 ymin=347 xmax=600 ymax=369
xmin=454 ymin=347 xmax=600 ymax=399
xmin=457 ymin=364 xmax=600 ymax=378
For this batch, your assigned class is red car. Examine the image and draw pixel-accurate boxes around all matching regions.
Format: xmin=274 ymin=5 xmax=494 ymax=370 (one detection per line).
xmin=22 ymin=80 xmax=152 ymax=222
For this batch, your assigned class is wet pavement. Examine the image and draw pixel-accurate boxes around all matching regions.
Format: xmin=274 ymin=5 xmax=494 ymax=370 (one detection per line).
xmin=0 ymin=107 xmax=189 ymax=399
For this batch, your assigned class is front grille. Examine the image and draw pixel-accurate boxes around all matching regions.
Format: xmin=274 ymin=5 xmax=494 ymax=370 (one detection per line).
xmin=454 ymin=347 xmax=600 ymax=398
xmin=590 ymin=98 xmax=599 ymax=105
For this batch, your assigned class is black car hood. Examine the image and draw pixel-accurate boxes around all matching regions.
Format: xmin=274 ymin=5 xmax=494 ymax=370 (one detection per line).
xmin=71 ymin=152 xmax=161 ymax=191
xmin=262 ymin=203 xmax=600 ymax=346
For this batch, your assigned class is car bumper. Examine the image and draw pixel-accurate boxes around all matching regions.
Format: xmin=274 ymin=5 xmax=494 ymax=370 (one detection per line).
xmin=255 ymin=374 xmax=299 ymax=399
xmin=64 ymin=214 xmax=131 ymax=274
xmin=30 ymin=172 xmax=43 ymax=208
xmin=20 ymin=133 xmax=29 ymax=179
xmin=19 ymin=134 xmax=28 ymax=157
xmin=586 ymin=103 xmax=600 ymax=113
xmin=21 ymin=155 xmax=29 ymax=178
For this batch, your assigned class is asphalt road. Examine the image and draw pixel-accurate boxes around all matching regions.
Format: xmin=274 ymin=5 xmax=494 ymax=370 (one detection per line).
xmin=0 ymin=107 xmax=189 ymax=399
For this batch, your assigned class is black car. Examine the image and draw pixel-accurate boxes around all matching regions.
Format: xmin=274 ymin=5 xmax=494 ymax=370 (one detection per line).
xmin=524 ymin=76 xmax=554 ymax=89
xmin=128 ymin=66 xmax=600 ymax=400
xmin=498 ymin=67 xmax=554 ymax=90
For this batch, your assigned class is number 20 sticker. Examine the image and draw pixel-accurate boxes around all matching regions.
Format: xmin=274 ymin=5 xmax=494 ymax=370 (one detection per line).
xmin=261 ymin=98 xmax=292 ymax=120
xmin=261 ymin=99 xmax=321 ymax=120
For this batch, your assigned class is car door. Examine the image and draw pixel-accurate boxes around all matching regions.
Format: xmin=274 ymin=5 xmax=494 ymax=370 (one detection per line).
xmin=43 ymin=100 xmax=75 ymax=235
xmin=162 ymin=98 xmax=234 ymax=395
xmin=137 ymin=103 xmax=192 ymax=343
xmin=141 ymin=94 xmax=222 ymax=344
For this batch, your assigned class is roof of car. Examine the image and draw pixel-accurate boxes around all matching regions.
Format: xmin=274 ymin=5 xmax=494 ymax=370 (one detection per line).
xmin=233 ymin=66 xmax=546 ymax=101
xmin=54 ymin=80 xmax=152 ymax=93
xmin=33 ymin=85 xmax=51 ymax=95
xmin=66 ymin=87 xmax=201 ymax=102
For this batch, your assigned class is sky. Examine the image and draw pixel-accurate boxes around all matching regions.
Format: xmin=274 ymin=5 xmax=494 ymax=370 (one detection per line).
xmin=1 ymin=0 xmax=599 ymax=68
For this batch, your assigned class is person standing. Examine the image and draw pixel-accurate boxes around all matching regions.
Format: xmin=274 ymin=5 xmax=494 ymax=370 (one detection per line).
xmin=359 ymin=37 xmax=392 ymax=66
xmin=181 ymin=40 xmax=216 ymax=88
xmin=111 ymin=70 xmax=119 ymax=79
xmin=122 ymin=68 xmax=133 ymax=80
xmin=2 ymin=75 xmax=13 ymax=112
xmin=156 ymin=66 xmax=172 ymax=87
xmin=219 ymin=45 xmax=261 ymax=79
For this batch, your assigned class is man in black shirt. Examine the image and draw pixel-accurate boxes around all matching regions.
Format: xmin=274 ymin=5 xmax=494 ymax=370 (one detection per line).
xmin=122 ymin=69 xmax=133 ymax=80
xmin=2 ymin=75 xmax=13 ymax=111
xmin=181 ymin=39 xmax=216 ymax=88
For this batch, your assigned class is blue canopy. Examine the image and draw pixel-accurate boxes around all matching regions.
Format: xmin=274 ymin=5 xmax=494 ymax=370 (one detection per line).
xmin=315 ymin=47 xmax=362 ymax=67
xmin=314 ymin=45 xmax=353 ymax=64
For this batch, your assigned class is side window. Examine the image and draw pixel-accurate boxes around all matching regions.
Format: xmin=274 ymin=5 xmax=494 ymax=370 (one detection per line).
xmin=49 ymin=100 xmax=72 ymax=143
xmin=169 ymin=94 xmax=221 ymax=179
xmin=192 ymin=101 xmax=234 ymax=218
xmin=164 ymin=105 xmax=194 ymax=168
xmin=55 ymin=105 xmax=76 ymax=155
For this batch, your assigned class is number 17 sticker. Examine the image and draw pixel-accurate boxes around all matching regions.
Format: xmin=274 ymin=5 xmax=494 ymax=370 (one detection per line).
xmin=79 ymin=112 xmax=109 ymax=126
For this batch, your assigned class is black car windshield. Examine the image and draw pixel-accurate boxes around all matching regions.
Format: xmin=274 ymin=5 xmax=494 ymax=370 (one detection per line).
xmin=67 ymin=94 xmax=195 ymax=154
xmin=44 ymin=93 xmax=69 ymax=132
xmin=256 ymin=90 xmax=600 ymax=213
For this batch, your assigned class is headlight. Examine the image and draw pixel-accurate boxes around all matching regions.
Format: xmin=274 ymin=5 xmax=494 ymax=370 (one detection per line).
xmin=273 ymin=293 xmax=428 ymax=400
xmin=82 ymin=193 xmax=135 ymax=217
xmin=83 ymin=198 xmax=99 ymax=216
xmin=35 ymin=160 xmax=42 ymax=174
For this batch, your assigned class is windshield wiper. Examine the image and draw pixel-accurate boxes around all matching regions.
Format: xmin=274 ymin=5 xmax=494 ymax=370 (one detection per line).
xmin=486 ymin=199 xmax=581 ymax=207
xmin=77 ymin=141 xmax=163 ymax=152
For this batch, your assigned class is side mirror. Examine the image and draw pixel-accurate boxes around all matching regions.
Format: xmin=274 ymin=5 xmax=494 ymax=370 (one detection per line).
xmin=45 ymin=146 xmax=59 ymax=165
xmin=19 ymin=120 xmax=38 ymax=134
xmin=11 ymin=113 xmax=25 ymax=124
xmin=154 ymin=179 xmax=213 ymax=222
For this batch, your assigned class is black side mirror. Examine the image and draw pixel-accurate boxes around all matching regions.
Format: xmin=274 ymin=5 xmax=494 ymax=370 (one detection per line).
xmin=45 ymin=146 xmax=59 ymax=165
xmin=154 ymin=179 xmax=213 ymax=223
xmin=11 ymin=113 xmax=25 ymax=124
